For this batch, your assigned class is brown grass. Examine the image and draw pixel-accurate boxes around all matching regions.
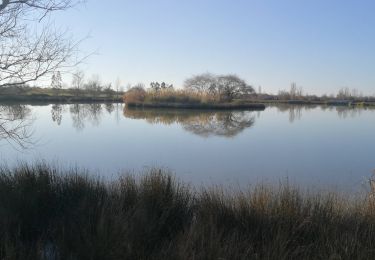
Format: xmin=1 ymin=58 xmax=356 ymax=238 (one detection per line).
xmin=124 ymin=88 xmax=220 ymax=105
xmin=1 ymin=163 xmax=375 ymax=259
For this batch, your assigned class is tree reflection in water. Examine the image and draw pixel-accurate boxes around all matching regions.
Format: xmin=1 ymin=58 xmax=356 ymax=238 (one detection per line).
xmin=274 ymin=104 xmax=317 ymax=123
xmin=123 ymin=108 xmax=256 ymax=137
xmin=69 ymin=103 xmax=104 ymax=130
xmin=50 ymin=103 xmax=124 ymax=131
xmin=51 ymin=104 xmax=63 ymax=125
xmin=273 ymin=104 xmax=374 ymax=122
xmin=0 ymin=104 xmax=33 ymax=148
xmin=69 ymin=104 xmax=86 ymax=131
xmin=336 ymin=106 xmax=363 ymax=119
xmin=105 ymin=103 xmax=115 ymax=114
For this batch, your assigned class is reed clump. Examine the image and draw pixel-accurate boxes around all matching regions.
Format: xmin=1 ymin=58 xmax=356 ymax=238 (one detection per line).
xmin=124 ymin=88 xmax=219 ymax=105
xmin=0 ymin=163 xmax=375 ymax=259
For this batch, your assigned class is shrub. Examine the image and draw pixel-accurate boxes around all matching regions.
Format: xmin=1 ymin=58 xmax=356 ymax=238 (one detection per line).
xmin=123 ymin=86 xmax=147 ymax=103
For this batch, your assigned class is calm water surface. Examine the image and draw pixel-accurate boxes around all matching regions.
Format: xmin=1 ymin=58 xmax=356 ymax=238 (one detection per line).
xmin=0 ymin=103 xmax=374 ymax=191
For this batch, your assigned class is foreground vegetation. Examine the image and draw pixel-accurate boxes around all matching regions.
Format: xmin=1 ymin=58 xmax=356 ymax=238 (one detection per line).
xmin=1 ymin=163 xmax=375 ymax=259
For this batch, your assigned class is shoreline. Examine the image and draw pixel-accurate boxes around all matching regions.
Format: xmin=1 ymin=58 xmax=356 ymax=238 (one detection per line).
xmin=0 ymin=95 xmax=374 ymax=109
xmin=126 ymin=101 xmax=267 ymax=110
xmin=259 ymin=99 xmax=375 ymax=107
xmin=0 ymin=94 xmax=123 ymax=105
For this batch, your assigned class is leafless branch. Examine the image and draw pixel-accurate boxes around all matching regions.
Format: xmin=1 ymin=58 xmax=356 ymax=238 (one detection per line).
xmin=0 ymin=0 xmax=86 ymax=87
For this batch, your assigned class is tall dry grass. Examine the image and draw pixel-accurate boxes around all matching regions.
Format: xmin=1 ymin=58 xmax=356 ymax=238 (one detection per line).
xmin=124 ymin=88 xmax=220 ymax=105
xmin=1 ymin=163 xmax=375 ymax=259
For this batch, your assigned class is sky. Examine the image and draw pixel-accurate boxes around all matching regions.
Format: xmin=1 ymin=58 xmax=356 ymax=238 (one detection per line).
xmin=52 ymin=0 xmax=375 ymax=95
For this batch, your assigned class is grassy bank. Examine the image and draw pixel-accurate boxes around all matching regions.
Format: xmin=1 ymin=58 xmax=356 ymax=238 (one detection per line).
xmin=1 ymin=163 xmax=375 ymax=259
xmin=0 ymin=95 xmax=123 ymax=105
xmin=0 ymin=86 xmax=123 ymax=104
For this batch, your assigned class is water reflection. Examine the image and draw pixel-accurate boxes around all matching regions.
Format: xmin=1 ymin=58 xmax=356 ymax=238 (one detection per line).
xmin=49 ymin=103 xmax=124 ymax=131
xmin=69 ymin=103 xmax=104 ymax=130
xmin=2 ymin=103 xmax=372 ymax=148
xmin=123 ymin=108 xmax=256 ymax=137
xmin=272 ymin=104 xmax=374 ymax=123
xmin=274 ymin=104 xmax=319 ymax=123
xmin=0 ymin=104 xmax=33 ymax=148
xmin=51 ymin=104 xmax=63 ymax=125
xmin=336 ymin=106 xmax=363 ymax=119
xmin=105 ymin=103 xmax=115 ymax=114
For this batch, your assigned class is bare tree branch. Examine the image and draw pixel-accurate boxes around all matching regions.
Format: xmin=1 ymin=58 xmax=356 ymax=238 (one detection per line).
xmin=0 ymin=105 xmax=34 ymax=149
xmin=0 ymin=0 xmax=86 ymax=87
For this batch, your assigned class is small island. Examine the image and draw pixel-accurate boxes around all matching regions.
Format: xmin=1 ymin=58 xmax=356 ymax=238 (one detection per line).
xmin=124 ymin=73 xmax=266 ymax=110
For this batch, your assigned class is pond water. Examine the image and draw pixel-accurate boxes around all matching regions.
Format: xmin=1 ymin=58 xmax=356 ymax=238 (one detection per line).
xmin=0 ymin=103 xmax=374 ymax=191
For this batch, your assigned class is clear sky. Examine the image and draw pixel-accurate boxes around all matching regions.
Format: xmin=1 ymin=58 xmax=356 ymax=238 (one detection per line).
xmin=54 ymin=0 xmax=375 ymax=95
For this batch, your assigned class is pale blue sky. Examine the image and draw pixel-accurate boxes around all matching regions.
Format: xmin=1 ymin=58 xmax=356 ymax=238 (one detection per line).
xmin=54 ymin=0 xmax=375 ymax=95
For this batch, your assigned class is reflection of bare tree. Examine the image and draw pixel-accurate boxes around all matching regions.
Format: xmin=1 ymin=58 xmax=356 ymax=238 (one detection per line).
xmin=105 ymin=103 xmax=115 ymax=114
xmin=273 ymin=104 xmax=319 ymax=123
xmin=0 ymin=105 xmax=33 ymax=148
xmin=336 ymin=107 xmax=363 ymax=119
xmin=51 ymin=104 xmax=63 ymax=126
xmin=86 ymin=104 xmax=103 ymax=126
xmin=289 ymin=106 xmax=302 ymax=123
xmin=68 ymin=103 xmax=104 ymax=130
xmin=115 ymin=103 xmax=123 ymax=124
xmin=272 ymin=104 xmax=374 ymax=121
xmin=183 ymin=112 xmax=255 ymax=137
xmin=1 ymin=105 xmax=31 ymax=120
xmin=123 ymin=108 xmax=256 ymax=137
xmin=69 ymin=104 xmax=85 ymax=131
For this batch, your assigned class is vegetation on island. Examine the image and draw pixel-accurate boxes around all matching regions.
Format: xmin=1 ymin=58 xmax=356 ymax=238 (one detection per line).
xmin=124 ymin=74 xmax=266 ymax=110
xmin=1 ymin=163 xmax=375 ymax=259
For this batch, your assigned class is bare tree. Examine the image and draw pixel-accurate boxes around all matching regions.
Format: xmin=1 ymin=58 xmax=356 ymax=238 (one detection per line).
xmin=297 ymin=86 xmax=304 ymax=98
xmin=51 ymin=71 xmax=62 ymax=95
xmin=72 ymin=70 xmax=85 ymax=96
xmin=290 ymin=82 xmax=297 ymax=99
xmin=277 ymin=89 xmax=290 ymax=100
xmin=85 ymin=74 xmax=102 ymax=97
xmin=115 ymin=77 xmax=121 ymax=99
xmin=337 ymin=87 xmax=352 ymax=99
xmin=216 ymin=75 xmax=254 ymax=101
xmin=0 ymin=0 xmax=84 ymax=88
xmin=0 ymin=0 xmax=85 ymax=148
xmin=184 ymin=73 xmax=216 ymax=93
xmin=103 ymin=83 xmax=113 ymax=98
xmin=184 ymin=73 xmax=254 ymax=101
